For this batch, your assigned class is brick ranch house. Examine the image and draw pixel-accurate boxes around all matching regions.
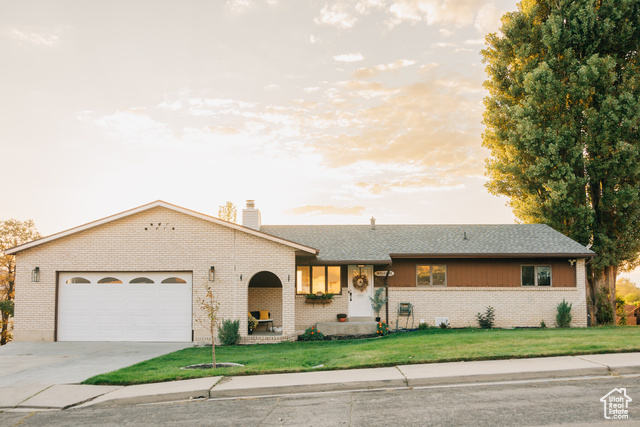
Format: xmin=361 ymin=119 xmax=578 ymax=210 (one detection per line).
xmin=5 ymin=200 xmax=594 ymax=343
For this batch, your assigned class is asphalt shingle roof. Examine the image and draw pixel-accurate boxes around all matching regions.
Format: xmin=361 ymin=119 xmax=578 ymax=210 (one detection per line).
xmin=260 ymin=224 xmax=595 ymax=263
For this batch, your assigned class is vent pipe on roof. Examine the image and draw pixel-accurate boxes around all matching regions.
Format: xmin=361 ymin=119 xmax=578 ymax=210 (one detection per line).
xmin=242 ymin=200 xmax=261 ymax=231
xmin=370 ymin=217 xmax=376 ymax=230
xmin=463 ymin=231 xmax=468 ymax=241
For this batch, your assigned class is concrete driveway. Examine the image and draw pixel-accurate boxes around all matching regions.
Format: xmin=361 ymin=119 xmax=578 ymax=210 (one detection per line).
xmin=0 ymin=342 xmax=192 ymax=388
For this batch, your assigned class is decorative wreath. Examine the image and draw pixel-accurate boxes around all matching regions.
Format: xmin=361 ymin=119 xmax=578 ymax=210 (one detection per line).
xmin=352 ymin=273 xmax=369 ymax=292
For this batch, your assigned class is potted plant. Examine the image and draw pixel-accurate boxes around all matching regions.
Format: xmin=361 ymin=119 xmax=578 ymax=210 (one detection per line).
xmin=369 ymin=287 xmax=388 ymax=322
xmin=248 ymin=315 xmax=258 ymax=335
xmin=337 ymin=313 xmax=347 ymax=322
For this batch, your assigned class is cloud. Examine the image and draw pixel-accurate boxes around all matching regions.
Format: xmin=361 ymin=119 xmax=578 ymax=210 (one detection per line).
xmin=95 ymin=110 xmax=169 ymax=146
xmin=334 ymin=53 xmax=365 ymax=62
xmin=474 ymin=3 xmax=503 ymax=34
xmin=431 ymin=42 xmax=457 ymax=49
xmin=387 ymin=0 xmax=487 ymax=27
xmin=158 ymin=100 xmax=182 ymax=111
xmin=3 ymin=28 xmax=60 ymax=47
xmin=353 ymin=59 xmax=416 ymax=79
xmin=464 ymin=38 xmax=485 ymax=46
xmin=315 ymin=3 xmax=358 ymax=28
xmin=355 ymin=0 xmax=387 ymax=14
xmin=288 ymin=205 xmax=366 ymax=216
xmin=418 ymin=63 xmax=439 ymax=73
xmin=186 ymin=98 xmax=256 ymax=116
xmin=226 ymin=0 xmax=255 ymax=14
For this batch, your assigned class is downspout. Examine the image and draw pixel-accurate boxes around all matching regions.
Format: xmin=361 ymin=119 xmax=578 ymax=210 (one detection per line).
xmin=384 ymin=261 xmax=392 ymax=324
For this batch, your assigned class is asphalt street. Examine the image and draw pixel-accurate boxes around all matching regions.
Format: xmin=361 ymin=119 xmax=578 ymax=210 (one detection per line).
xmin=1 ymin=375 xmax=638 ymax=426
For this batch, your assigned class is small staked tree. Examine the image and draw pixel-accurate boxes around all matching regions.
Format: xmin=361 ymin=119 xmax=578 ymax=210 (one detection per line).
xmin=218 ymin=202 xmax=237 ymax=223
xmin=0 ymin=219 xmax=41 ymax=345
xmin=197 ymin=283 xmax=221 ymax=368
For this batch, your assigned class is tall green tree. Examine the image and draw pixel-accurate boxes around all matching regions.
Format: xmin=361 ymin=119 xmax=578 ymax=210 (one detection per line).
xmin=482 ymin=0 xmax=640 ymax=322
xmin=0 ymin=219 xmax=41 ymax=344
xmin=217 ymin=201 xmax=237 ymax=223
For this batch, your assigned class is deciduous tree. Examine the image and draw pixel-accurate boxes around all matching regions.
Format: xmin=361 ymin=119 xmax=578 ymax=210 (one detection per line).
xmin=482 ymin=0 xmax=640 ymax=323
xmin=197 ymin=283 xmax=221 ymax=368
xmin=616 ymin=277 xmax=640 ymax=305
xmin=0 ymin=219 xmax=41 ymax=344
xmin=218 ymin=202 xmax=237 ymax=223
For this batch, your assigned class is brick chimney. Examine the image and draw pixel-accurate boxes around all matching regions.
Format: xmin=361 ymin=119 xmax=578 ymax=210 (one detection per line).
xmin=242 ymin=200 xmax=261 ymax=230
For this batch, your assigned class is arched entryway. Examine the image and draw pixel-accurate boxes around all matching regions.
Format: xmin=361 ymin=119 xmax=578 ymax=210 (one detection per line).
xmin=248 ymin=271 xmax=283 ymax=334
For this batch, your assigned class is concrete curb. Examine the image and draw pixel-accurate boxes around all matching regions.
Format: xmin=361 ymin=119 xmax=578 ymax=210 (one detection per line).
xmin=575 ymin=353 xmax=640 ymax=375
xmin=16 ymin=385 xmax=121 ymax=410
xmin=78 ymin=377 xmax=222 ymax=408
xmin=210 ymin=367 xmax=406 ymax=398
xmin=398 ymin=356 xmax=610 ymax=387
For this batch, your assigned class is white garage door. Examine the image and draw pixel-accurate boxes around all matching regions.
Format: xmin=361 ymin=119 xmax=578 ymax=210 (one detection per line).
xmin=58 ymin=272 xmax=192 ymax=342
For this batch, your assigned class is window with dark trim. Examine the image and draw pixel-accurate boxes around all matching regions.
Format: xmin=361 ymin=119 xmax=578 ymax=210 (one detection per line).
xmin=296 ymin=266 xmax=341 ymax=294
xmin=521 ymin=265 xmax=551 ymax=286
xmin=417 ymin=264 xmax=447 ymax=287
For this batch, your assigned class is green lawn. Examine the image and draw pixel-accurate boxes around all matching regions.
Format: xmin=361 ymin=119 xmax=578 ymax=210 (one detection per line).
xmin=83 ymin=327 xmax=640 ymax=385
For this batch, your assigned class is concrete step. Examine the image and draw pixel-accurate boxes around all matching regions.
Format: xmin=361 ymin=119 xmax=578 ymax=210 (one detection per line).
xmin=348 ymin=316 xmax=375 ymax=322
xmin=316 ymin=321 xmax=377 ymax=336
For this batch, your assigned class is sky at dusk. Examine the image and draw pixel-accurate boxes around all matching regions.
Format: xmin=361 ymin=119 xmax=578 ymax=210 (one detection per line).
xmin=2 ymin=0 xmax=638 ymax=283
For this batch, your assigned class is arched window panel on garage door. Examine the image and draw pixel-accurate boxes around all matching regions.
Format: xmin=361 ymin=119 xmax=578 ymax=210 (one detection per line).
xmin=65 ymin=277 xmax=90 ymax=284
xmin=161 ymin=277 xmax=187 ymax=284
xmin=130 ymin=277 xmax=154 ymax=284
xmin=97 ymin=277 xmax=122 ymax=284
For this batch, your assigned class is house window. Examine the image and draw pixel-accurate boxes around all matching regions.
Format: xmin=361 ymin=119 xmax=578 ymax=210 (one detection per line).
xmin=417 ymin=265 xmax=447 ymax=287
xmin=296 ymin=266 xmax=341 ymax=294
xmin=296 ymin=266 xmax=310 ymax=294
xmin=522 ymin=266 xmax=552 ymax=286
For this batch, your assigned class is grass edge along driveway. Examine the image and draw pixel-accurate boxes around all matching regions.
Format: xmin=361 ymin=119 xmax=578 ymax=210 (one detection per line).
xmin=84 ymin=327 xmax=640 ymax=386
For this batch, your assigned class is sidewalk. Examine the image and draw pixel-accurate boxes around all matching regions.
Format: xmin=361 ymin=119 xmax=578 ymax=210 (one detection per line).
xmin=1 ymin=352 xmax=639 ymax=411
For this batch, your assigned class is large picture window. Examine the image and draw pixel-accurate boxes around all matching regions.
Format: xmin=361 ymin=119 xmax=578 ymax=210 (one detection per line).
xmin=417 ymin=265 xmax=447 ymax=287
xmin=521 ymin=265 xmax=552 ymax=287
xmin=297 ymin=266 xmax=341 ymax=294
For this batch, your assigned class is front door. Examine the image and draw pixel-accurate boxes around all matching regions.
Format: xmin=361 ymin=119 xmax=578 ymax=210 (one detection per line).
xmin=348 ymin=265 xmax=374 ymax=318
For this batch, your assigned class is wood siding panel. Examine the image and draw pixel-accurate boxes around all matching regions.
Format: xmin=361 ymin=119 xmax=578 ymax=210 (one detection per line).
xmin=386 ymin=258 xmax=577 ymax=288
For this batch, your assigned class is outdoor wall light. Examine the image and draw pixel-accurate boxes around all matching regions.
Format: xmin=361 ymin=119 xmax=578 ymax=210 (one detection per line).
xmin=209 ymin=266 xmax=215 ymax=282
xmin=32 ymin=267 xmax=40 ymax=282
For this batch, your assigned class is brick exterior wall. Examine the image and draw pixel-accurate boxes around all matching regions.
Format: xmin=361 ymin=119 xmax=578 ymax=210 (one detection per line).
xmin=294 ymin=258 xmax=588 ymax=331
xmin=13 ymin=207 xmax=298 ymax=342
xmin=295 ymin=293 xmax=349 ymax=333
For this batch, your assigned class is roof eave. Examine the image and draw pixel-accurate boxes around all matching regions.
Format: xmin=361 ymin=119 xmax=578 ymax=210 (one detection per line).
xmin=4 ymin=201 xmax=318 ymax=256
xmin=388 ymin=252 xmax=596 ymax=259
